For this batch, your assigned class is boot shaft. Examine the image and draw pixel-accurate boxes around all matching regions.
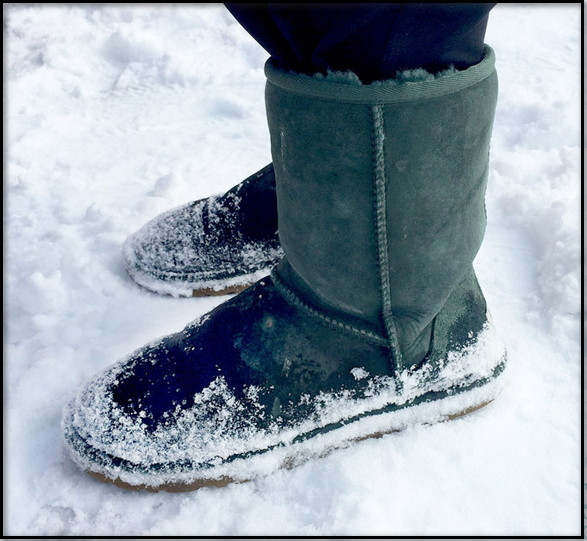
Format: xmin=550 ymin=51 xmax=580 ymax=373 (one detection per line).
xmin=265 ymin=46 xmax=498 ymax=368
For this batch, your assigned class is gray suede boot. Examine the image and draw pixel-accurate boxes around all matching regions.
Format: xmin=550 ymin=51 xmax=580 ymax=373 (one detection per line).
xmin=123 ymin=164 xmax=282 ymax=297
xmin=63 ymin=46 xmax=506 ymax=491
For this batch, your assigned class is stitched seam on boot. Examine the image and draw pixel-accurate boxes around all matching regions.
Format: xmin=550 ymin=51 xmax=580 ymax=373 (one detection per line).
xmin=371 ymin=104 xmax=405 ymax=373
xmin=271 ymin=271 xmax=389 ymax=347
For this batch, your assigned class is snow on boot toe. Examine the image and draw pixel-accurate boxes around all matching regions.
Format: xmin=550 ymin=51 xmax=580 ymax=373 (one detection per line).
xmin=123 ymin=164 xmax=283 ymax=297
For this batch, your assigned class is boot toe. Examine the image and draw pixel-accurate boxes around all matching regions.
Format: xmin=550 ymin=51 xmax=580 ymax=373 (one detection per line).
xmin=123 ymin=199 xmax=282 ymax=297
xmin=62 ymin=323 xmax=262 ymax=489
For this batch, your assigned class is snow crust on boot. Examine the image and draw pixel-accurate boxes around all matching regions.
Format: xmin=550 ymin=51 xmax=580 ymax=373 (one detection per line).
xmin=63 ymin=45 xmax=506 ymax=491
xmin=123 ymin=164 xmax=283 ymax=297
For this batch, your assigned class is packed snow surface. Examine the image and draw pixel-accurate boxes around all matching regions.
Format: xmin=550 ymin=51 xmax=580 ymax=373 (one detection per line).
xmin=5 ymin=3 xmax=581 ymax=536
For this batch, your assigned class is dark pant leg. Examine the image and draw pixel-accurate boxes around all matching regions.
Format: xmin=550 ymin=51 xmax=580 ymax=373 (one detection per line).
xmin=224 ymin=3 xmax=496 ymax=83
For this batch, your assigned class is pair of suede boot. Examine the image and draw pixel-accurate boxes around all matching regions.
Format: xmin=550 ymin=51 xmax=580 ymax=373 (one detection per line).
xmin=62 ymin=46 xmax=506 ymax=491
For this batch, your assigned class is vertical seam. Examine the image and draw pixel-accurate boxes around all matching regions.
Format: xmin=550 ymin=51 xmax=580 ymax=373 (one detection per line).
xmin=371 ymin=104 xmax=404 ymax=377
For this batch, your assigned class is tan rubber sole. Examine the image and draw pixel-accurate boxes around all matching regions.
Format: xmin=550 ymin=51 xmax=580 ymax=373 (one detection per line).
xmin=83 ymin=398 xmax=493 ymax=493
xmin=86 ymin=470 xmax=239 ymax=492
xmin=191 ymin=283 xmax=251 ymax=298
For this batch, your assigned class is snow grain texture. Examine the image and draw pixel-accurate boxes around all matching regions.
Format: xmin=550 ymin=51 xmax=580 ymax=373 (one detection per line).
xmin=5 ymin=3 xmax=582 ymax=537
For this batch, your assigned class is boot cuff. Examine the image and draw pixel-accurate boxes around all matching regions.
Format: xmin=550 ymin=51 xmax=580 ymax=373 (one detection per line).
xmin=265 ymin=45 xmax=496 ymax=104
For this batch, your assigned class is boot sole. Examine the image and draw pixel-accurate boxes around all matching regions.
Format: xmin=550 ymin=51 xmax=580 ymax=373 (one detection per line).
xmin=124 ymin=264 xmax=278 ymax=298
xmin=75 ymin=386 xmax=500 ymax=493
xmin=191 ymin=282 xmax=251 ymax=298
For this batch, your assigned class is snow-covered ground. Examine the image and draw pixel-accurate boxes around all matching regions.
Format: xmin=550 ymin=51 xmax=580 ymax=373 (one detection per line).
xmin=4 ymin=3 xmax=582 ymax=536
